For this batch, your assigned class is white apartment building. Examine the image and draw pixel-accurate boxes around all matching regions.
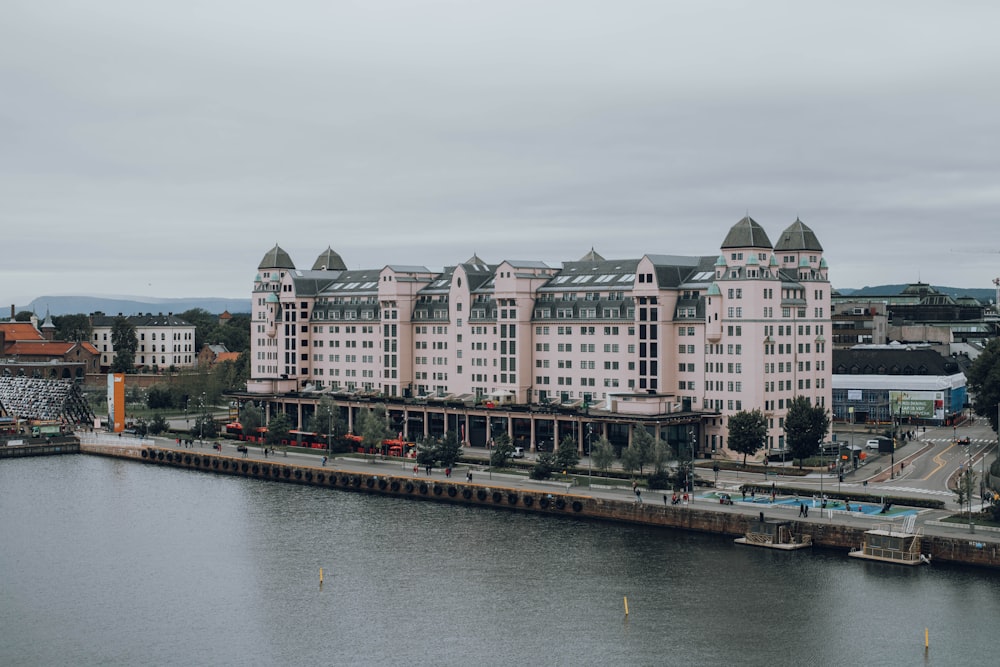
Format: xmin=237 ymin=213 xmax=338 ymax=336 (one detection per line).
xmin=90 ymin=313 xmax=197 ymax=370
xmin=248 ymin=217 xmax=831 ymax=456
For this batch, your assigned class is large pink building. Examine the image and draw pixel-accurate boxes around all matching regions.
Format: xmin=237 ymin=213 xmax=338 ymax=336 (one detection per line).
xmin=247 ymin=216 xmax=831 ymax=458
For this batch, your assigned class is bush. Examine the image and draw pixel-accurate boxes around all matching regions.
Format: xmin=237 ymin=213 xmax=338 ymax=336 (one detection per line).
xmin=530 ymin=452 xmax=556 ymax=480
xmin=646 ymin=469 xmax=672 ymax=490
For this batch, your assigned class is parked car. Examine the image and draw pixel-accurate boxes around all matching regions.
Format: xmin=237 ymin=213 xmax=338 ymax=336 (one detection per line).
xmin=865 ymin=439 xmax=881 ymax=450
xmin=512 ymin=446 xmax=525 ymax=458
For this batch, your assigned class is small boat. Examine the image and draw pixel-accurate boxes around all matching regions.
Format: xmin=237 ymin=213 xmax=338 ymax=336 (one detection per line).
xmin=848 ymin=518 xmax=931 ymax=566
xmin=735 ymin=516 xmax=812 ymax=550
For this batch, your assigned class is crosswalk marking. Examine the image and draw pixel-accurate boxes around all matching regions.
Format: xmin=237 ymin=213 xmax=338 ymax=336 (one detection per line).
xmin=876 ymin=485 xmax=953 ymax=497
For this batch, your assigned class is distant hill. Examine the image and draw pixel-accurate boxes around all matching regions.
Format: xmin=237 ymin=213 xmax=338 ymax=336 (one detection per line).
xmin=13 ymin=296 xmax=252 ymax=317
xmin=834 ymin=285 xmax=994 ymax=303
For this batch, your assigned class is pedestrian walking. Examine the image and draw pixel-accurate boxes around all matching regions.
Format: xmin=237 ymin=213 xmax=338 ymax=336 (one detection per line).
xmin=635 ymin=488 xmax=642 ymax=504
xmin=322 ymin=456 xmax=328 ymax=466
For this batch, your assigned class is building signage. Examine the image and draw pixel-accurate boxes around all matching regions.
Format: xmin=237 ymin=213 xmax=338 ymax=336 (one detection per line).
xmin=889 ymin=390 xmax=944 ymax=421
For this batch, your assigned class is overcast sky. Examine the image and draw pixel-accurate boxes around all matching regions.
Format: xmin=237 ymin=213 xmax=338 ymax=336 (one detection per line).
xmin=3 ymin=1 xmax=999 ymax=305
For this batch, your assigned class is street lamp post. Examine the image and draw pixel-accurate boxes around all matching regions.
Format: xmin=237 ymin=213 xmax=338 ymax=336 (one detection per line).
xmin=199 ymin=392 xmax=206 ymax=443
xmin=687 ymin=428 xmax=695 ymax=495
xmin=587 ymin=423 xmax=593 ymax=487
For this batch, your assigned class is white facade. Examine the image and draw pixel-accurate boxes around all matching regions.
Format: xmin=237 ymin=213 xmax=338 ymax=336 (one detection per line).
xmin=91 ymin=314 xmax=197 ymax=370
xmin=248 ymin=217 xmax=832 ymax=455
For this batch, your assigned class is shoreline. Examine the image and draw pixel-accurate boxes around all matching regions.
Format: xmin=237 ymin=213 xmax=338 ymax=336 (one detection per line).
xmin=79 ymin=439 xmax=1000 ymax=571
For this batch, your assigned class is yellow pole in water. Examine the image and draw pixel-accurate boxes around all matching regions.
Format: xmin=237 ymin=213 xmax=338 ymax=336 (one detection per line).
xmin=623 ymin=596 xmax=629 ymax=616
xmin=924 ymin=628 xmax=928 ymax=649
xmin=320 ymin=567 xmax=324 ymax=584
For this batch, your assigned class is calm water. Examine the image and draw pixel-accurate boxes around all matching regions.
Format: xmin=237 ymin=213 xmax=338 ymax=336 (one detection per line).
xmin=2 ymin=455 xmax=998 ymax=667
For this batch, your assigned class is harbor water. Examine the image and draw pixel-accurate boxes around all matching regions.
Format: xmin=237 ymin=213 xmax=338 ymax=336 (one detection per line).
xmin=2 ymin=454 xmax=998 ymax=666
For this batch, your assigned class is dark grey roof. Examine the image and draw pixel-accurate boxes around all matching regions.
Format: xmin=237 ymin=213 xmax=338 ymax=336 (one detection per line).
xmin=258 ymin=245 xmax=295 ymax=270
xmin=578 ymin=248 xmax=606 ymax=262
xmin=90 ymin=313 xmax=192 ymax=328
xmin=540 ymin=258 xmax=639 ymax=291
xmin=651 ymin=256 xmax=717 ymax=288
xmin=311 ymin=247 xmax=347 ymax=271
xmin=774 ymin=218 xmax=823 ymax=252
xmin=833 ymin=347 xmax=962 ymax=376
xmin=720 ymin=216 xmax=773 ymax=250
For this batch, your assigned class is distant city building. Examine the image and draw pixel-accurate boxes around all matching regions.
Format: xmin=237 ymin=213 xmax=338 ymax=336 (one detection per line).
xmin=90 ymin=313 xmax=197 ymax=371
xmin=832 ymin=345 xmax=966 ymax=427
xmin=247 ymin=217 xmax=832 ymax=457
xmin=830 ymin=300 xmax=889 ymax=349
xmin=0 ymin=315 xmax=100 ymax=380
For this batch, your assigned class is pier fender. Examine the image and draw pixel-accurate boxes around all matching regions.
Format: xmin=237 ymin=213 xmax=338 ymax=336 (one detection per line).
xmin=507 ymin=493 xmax=518 ymax=505
xmin=378 ymin=478 xmax=388 ymax=490
xmin=405 ymin=481 xmax=415 ymax=493
xmin=572 ymin=501 xmax=583 ymax=512
xmin=447 ymin=486 xmax=458 ymax=498
xmin=252 ymin=465 xmax=260 ymax=475
xmin=555 ymin=498 xmax=566 ymax=510
xmin=241 ymin=463 xmax=249 ymax=473
xmin=365 ymin=477 xmax=375 ymax=488
xmin=184 ymin=455 xmax=192 ymax=465
xmin=283 ymin=468 xmax=290 ymax=478
xmin=433 ymin=485 xmax=443 ymax=496
xmin=193 ymin=457 xmax=201 ymax=466
xmin=523 ymin=495 xmax=534 ymax=507
xmin=304 ymin=471 xmax=312 ymax=481
xmin=539 ymin=497 xmax=550 ymax=509
xmin=477 ymin=489 xmax=488 ymax=501
xmin=419 ymin=483 xmax=428 ymax=495
xmin=222 ymin=460 xmax=229 ymax=470
xmin=213 ymin=460 xmax=220 ymax=469
xmin=294 ymin=469 xmax=302 ymax=480
xmin=390 ymin=480 xmax=400 ymax=492
xmin=157 ymin=451 xmax=164 ymax=461
xmin=141 ymin=449 xmax=149 ymax=458
xmin=317 ymin=473 xmax=324 ymax=483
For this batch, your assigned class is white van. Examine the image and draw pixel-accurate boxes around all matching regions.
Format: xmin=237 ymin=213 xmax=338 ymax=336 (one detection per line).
xmin=512 ymin=447 xmax=525 ymax=459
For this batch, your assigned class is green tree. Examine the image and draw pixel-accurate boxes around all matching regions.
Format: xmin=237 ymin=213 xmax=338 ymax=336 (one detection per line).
xmin=784 ymin=395 xmax=830 ymax=469
xmin=308 ymin=397 xmax=345 ymax=444
xmin=148 ymin=414 xmax=169 ymax=435
xmin=14 ymin=310 xmax=33 ymax=322
xmin=53 ymin=313 xmax=92 ymax=342
xmin=530 ymin=451 xmax=556 ymax=480
xmin=728 ymin=409 xmax=768 ymax=465
xmin=591 ymin=436 xmax=615 ymax=476
xmin=146 ymin=386 xmax=174 ymax=409
xmin=554 ymin=434 xmax=580 ymax=471
xmin=240 ymin=403 xmax=264 ymax=436
xmin=193 ymin=412 xmax=219 ymax=440
xmin=490 ymin=433 xmax=514 ymax=467
xmin=265 ymin=411 xmax=292 ymax=451
xmin=178 ymin=308 xmax=217 ymax=353
xmin=110 ymin=316 xmax=138 ymax=373
xmin=620 ymin=445 xmax=641 ymax=476
xmin=435 ymin=431 xmax=463 ymax=469
xmin=630 ymin=425 xmax=656 ymax=475
xmin=966 ymin=338 xmax=1000 ymax=433
xmin=359 ymin=404 xmax=392 ymax=454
